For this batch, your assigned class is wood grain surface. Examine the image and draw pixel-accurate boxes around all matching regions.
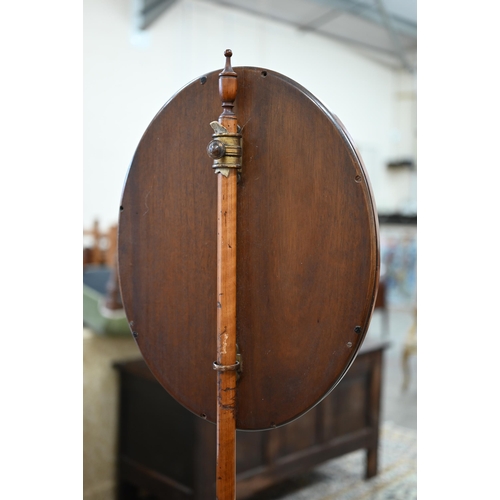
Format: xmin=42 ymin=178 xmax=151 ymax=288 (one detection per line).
xmin=117 ymin=66 xmax=379 ymax=430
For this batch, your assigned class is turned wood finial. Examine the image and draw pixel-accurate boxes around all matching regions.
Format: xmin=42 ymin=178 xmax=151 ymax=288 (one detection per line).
xmin=219 ymin=49 xmax=237 ymax=125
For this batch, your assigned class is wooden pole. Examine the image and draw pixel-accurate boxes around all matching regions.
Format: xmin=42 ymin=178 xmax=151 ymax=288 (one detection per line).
xmin=215 ymin=49 xmax=238 ymax=500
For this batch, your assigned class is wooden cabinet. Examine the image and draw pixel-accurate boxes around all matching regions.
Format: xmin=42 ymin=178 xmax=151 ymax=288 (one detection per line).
xmin=114 ymin=340 xmax=387 ymax=499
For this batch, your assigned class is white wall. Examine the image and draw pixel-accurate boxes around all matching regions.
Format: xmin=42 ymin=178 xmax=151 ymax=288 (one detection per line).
xmin=83 ymin=0 xmax=417 ymax=230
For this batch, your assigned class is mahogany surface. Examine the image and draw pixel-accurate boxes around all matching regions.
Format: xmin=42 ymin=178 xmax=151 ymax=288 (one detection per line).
xmin=118 ymin=67 xmax=379 ymax=430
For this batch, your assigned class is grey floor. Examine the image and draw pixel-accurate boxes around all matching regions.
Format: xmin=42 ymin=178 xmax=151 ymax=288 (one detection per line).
xmin=366 ymin=307 xmax=417 ymax=430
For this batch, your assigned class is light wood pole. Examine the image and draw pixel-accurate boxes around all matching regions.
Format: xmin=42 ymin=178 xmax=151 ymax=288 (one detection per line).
xmin=211 ymin=49 xmax=239 ymax=500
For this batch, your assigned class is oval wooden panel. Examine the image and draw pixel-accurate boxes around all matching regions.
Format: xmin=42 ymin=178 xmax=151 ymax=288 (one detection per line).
xmin=118 ymin=67 xmax=379 ymax=430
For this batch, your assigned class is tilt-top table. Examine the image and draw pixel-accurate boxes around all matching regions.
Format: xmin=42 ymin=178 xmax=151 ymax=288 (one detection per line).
xmin=117 ymin=50 xmax=379 ymax=499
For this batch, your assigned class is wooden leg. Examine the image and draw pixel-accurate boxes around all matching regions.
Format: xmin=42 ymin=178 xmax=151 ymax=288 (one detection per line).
xmin=366 ymin=447 xmax=378 ymax=479
xmin=366 ymin=350 xmax=381 ymax=479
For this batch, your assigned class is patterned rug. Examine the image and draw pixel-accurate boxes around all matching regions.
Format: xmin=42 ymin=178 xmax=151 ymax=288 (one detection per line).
xmin=247 ymin=422 xmax=417 ymax=500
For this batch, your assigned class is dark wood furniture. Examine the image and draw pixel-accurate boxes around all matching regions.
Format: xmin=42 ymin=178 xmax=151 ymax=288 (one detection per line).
xmin=114 ymin=340 xmax=387 ymax=499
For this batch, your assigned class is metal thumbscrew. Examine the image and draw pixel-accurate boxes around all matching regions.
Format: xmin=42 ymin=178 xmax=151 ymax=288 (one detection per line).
xmin=207 ymin=140 xmax=226 ymax=159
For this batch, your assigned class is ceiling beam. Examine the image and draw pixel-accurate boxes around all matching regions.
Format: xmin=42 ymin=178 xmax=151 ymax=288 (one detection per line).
xmin=204 ymin=0 xmax=406 ymax=58
xmin=143 ymin=0 xmax=416 ymax=71
xmin=373 ymin=0 xmax=415 ymax=73
xmin=311 ymin=0 xmax=417 ymax=38
xmin=133 ymin=0 xmax=178 ymax=30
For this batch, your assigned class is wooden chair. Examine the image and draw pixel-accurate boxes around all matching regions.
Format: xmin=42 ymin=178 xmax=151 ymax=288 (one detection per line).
xmin=83 ymin=220 xmax=117 ymax=268
xmin=83 ymin=220 xmax=121 ymax=310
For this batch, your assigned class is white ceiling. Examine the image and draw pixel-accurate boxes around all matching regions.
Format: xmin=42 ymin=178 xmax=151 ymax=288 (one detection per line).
xmin=137 ymin=0 xmax=417 ymax=73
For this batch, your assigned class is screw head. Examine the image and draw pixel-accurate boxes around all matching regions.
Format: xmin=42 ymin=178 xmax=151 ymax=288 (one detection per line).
xmin=354 ymin=326 xmax=362 ymax=333
xmin=207 ymin=140 xmax=226 ymax=159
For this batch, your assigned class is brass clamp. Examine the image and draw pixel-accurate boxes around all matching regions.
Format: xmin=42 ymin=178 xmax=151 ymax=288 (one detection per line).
xmin=212 ymin=344 xmax=243 ymax=379
xmin=213 ymin=360 xmax=240 ymax=372
xmin=207 ymin=121 xmax=242 ymax=177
